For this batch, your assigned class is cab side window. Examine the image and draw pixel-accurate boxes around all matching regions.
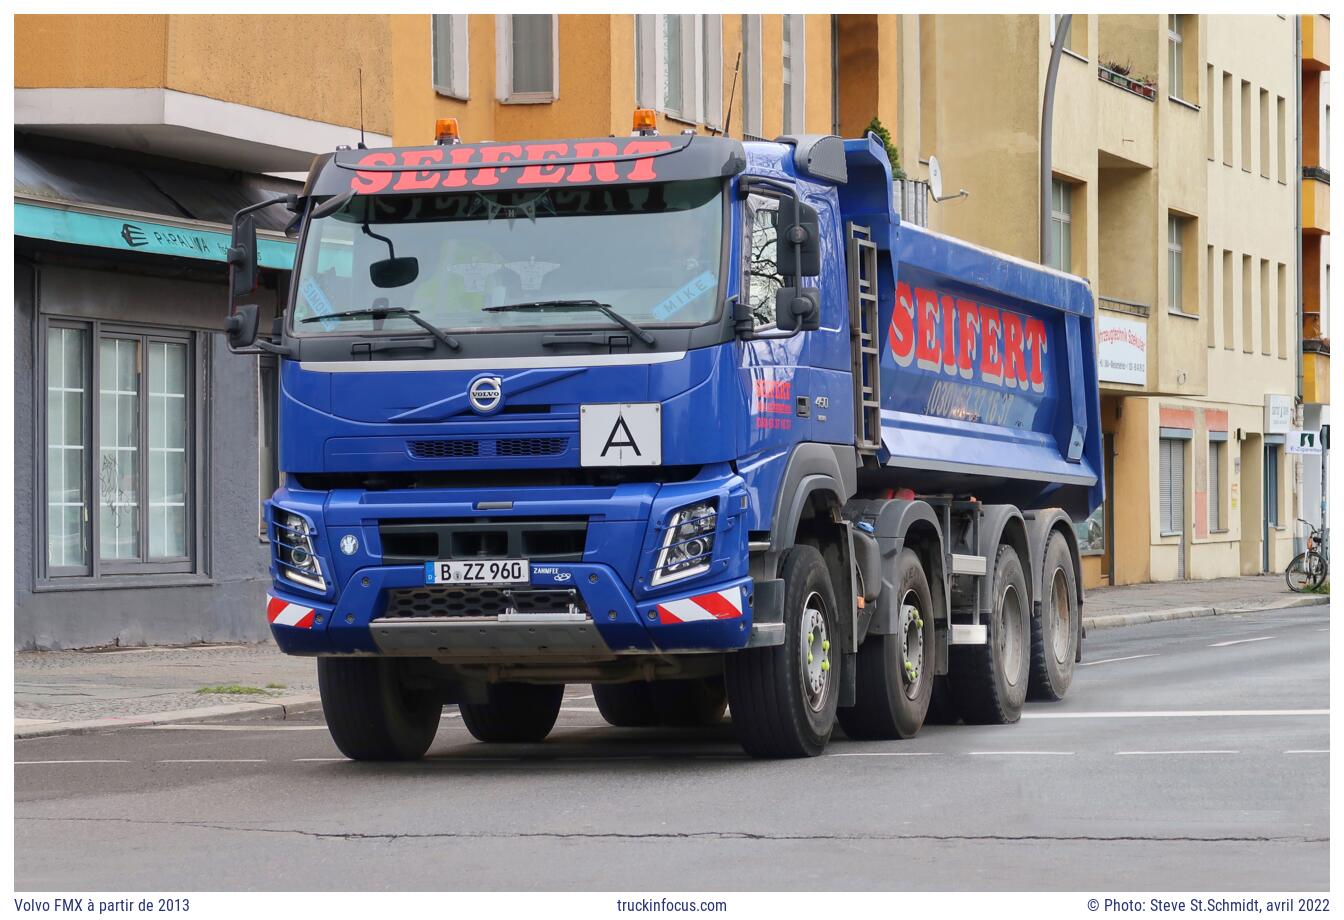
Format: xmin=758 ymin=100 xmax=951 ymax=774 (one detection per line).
xmin=743 ymin=193 xmax=783 ymax=330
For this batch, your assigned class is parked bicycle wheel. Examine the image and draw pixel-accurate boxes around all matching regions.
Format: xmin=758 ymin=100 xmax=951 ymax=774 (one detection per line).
xmin=1286 ymin=551 xmax=1327 ymax=592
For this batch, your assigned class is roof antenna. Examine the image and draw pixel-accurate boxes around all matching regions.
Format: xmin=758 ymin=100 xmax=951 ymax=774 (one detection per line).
xmin=357 ymin=68 xmax=367 ymax=150
xmin=719 ymin=52 xmax=741 ymax=138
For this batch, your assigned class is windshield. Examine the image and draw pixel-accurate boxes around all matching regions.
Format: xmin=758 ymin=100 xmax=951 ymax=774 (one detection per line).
xmin=291 ymin=179 xmax=724 ymax=337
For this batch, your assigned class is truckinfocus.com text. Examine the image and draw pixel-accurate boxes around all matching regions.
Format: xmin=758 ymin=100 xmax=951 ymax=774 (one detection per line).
xmin=615 ymin=898 xmax=729 ymax=912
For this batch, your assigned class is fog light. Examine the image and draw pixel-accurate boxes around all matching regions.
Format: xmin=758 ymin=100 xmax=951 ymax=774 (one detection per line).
xmin=339 ymin=534 xmax=359 ymax=556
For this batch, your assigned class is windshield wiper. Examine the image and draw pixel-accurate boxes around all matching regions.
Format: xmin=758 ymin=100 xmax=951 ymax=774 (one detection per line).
xmin=482 ymin=300 xmax=656 ymax=347
xmin=300 ymin=306 xmax=460 ymax=350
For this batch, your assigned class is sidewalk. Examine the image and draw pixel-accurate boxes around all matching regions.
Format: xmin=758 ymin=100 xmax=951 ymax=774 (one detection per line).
xmin=14 ymin=575 xmax=1327 ymax=737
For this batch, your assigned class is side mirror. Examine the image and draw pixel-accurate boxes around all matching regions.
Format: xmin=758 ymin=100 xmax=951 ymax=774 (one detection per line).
xmin=226 ymin=303 xmax=260 ymax=351
xmin=370 ymin=257 xmax=420 ymax=288
xmin=776 ymin=196 xmax=822 ymax=279
xmin=775 ymin=286 xmax=821 ymax=332
xmin=311 ymin=189 xmax=355 ymax=220
xmin=227 ymin=214 xmax=259 ymax=303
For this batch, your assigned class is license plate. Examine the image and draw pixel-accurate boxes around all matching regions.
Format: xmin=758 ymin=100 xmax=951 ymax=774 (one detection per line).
xmin=424 ymin=559 xmax=530 ymax=585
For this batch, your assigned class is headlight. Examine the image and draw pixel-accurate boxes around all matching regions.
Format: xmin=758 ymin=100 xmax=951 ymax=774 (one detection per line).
xmin=651 ymin=499 xmax=717 ymax=586
xmin=274 ymin=511 xmax=326 ymax=590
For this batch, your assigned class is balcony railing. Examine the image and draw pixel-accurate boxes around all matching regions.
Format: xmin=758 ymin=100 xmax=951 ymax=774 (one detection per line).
xmin=895 ymin=178 xmax=931 ymax=227
xmin=1098 ymin=64 xmax=1157 ymax=100
xmin=1303 ymin=165 xmax=1331 ymax=184
xmin=1098 ymin=295 xmax=1151 ymax=317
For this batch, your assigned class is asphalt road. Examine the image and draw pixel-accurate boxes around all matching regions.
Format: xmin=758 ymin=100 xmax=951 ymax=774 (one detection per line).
xmin=14 ymin=607 xmax=1329 ymax=891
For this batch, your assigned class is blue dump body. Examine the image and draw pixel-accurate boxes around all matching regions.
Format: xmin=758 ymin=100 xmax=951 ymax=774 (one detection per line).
xmin=262 ymin=132 xmax=1101 ymax=660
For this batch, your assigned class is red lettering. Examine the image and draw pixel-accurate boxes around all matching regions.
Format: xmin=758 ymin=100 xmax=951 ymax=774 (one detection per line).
xmin=1025 ymin=318 xmax=1048 ymax=392
xmin=567 ymin=142 xmax=620 ymax=184
xmin=622 ymin=139 xmax=674 ymax=181
xmin=471 ymin=144 xmax=525 ymax=187
xmin=955 ymin=298 xmax=980 ymax=379
xmin=889 ymin=283 xmax=916 ymax=367
xmin=440 ymin=146 xmax=478 ymax=188
xmin=940 ymin=295 xmax=958 ymax=374
xmin=392 ymin=148 xmax=445 ymax=191
xmin=979 ymin=306 xmax=1003 ymax=384
xmin=517 ymin=143 xmax=570 ymax=185
xmin=1001 ymin=310 xmax=1027 ymax=389
xmin=915 ymin=288 xmax=941 ymax=371
xmin=349 ymin=152 xmax=395 ymax=194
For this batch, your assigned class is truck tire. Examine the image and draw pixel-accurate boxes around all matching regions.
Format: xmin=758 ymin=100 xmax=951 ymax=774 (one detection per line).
xmin=949 ymin=545 xmax=1030 ymax=724
xmin=317 ymin=657 xmax=441 ymax=761
xmin=1028 ymin=531 xmax=1080 ymax=701
xmin=725 ymin=544 xmax=840 ymax=758
xmin=459 ymin=682 xmax=564 ymax=743
xmin=837 ymin=548 xmax=934 ymax=739
xmin=592 ymin=682 xmax=658 ymax=727
xmin=651 ymin=676 xmax=729 ymax=726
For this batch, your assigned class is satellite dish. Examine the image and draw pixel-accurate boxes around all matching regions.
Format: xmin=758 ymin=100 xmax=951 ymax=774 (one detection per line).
xmin=928 ymin=155 xmax=944 ymax=201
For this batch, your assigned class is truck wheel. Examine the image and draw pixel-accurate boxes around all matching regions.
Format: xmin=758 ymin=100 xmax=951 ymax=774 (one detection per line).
xmin=317 ymin=657 xmax=441 ymax=761
xmin=592 ymin=682 xmax=658 ymax=727
xmin=837 ymin=548 xmax=934 ymax=739
xmin=459 ymin=683 xmax=564 ymax=743
xmin=725 ymin=544 xmax=840 ymax=758
xmin=1028 ymin=532 xmax=1080 ymax=701
xmin=950 ymin=545 xmax=1030 ymax=724
xmin=651 ymin=676 xmax=729 ymax=726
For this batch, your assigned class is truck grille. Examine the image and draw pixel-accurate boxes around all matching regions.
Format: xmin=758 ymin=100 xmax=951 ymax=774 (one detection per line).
xmin=379 ymin=586 xmax=587 ymax=619
xmin=408 ymin=437 xmax=568 ymax=460
xmin=379 ymin=517 xmax=587 ymax=565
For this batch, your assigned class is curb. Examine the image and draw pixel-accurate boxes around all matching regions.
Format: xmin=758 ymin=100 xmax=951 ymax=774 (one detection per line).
xmin=14 ymin=694 xmax=323 ymax=739
xmin=1082 ymin=594 xmax=1329 ymax=631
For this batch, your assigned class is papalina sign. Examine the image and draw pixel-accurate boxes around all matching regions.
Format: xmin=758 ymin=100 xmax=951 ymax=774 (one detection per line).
xmin=888 ymin=282 xmax=1050 ymax=393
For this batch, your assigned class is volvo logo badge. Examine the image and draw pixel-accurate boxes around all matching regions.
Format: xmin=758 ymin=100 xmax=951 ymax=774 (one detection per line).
xmin=468 ymin=375 xmax=504 ymax=414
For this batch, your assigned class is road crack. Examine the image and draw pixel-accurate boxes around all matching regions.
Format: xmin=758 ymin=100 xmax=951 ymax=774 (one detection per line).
xmin=16 ymin=815 xmax=1328 ymax=845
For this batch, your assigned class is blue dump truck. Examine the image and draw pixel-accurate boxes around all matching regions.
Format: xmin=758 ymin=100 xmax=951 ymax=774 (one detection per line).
xmin=225 ymin=116 xmax=1102 ymax=759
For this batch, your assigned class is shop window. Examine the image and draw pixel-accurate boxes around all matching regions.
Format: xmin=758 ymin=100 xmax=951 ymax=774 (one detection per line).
xmin=431 ymin=14 xmax=469 ymax=100
xmin=1265 ymin=445 xmax=1280 ymax=527
xmin=497 ymin=14 xmax=557 ymax=103
xmin=1159 ymin=437 xmax=1186 ymax=536
xmin=41 ymin=319 xmax=199 ymax=580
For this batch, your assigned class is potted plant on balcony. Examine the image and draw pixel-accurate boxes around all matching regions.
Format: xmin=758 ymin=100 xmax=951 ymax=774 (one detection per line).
xmin=1099 ymin=58 xmax=1132 ymax=88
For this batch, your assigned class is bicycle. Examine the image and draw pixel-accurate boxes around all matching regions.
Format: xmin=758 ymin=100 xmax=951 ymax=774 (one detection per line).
xmin=1285 ymin=519 xmax=1329 ymax=592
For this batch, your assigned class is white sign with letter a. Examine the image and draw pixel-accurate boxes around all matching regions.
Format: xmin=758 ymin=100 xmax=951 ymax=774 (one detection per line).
xmin=580 ymin=403 xmax=662 ymax=466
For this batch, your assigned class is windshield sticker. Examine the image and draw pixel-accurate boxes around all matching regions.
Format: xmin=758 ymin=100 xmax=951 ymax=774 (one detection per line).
xmin=651 ymin=272 xmax=717 ymax=321
xmin=505 ymin=258 xmax=561 ymax=292
xmin=300 ymin=277 xmax=338 ymax=331
xmin=447 ymin=262 xmax=503 ymax=293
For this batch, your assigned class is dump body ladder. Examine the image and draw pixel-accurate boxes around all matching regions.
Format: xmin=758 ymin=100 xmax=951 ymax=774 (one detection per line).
xmin=847 ymin=222 xmax=882 ymax=455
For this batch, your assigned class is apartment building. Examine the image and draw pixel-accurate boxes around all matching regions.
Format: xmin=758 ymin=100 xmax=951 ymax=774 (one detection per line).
xmin=1299 ymin=14 xmax=1330 ymax=540
xmin=888 ymin=14 xmax=1303 ymax=586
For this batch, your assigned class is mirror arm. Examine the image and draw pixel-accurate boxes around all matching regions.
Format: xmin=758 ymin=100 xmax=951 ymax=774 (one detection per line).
xmin=732 ymin=297 xmax=802 ymax=341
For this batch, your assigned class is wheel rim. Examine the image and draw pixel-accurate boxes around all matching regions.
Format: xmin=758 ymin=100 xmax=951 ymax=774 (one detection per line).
xmin=1049 ymin=567 xmax=1071 ymax=664
xmin=899 ymin=591 xmax=926 ymax=700
xmin=1288 ymin=556 xmax=1310 ymax=591
xmin=801 ymin=591 xmax=832 ymax=712
xmin=999 ymin=583 xmax=1024 ymax=687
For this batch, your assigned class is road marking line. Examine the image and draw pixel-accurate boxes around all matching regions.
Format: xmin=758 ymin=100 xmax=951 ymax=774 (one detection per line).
xmin=565 ymin=694 xmax=596 ymax=701
xmin=968 ymin=751 xmax=1075 ymax=756
xmin=1115 ymin=750 xmax=1238 ymax=756
xmin=1284 ymin=750 xmax=1329 ymax=754
xmin=440 ymin=712 xmax=463 ymax=720
xmin=1022 ymin=709 xmax=1327 ymax=720
xmin=559 ymin=706 xmax=602 ymax=713
xmin=1209 ymin=635 xmax=1276 ymax=647
xmin=157 ymin=759 xmax=268 ymax=764
xmin=1079 ymin=654 xmax=1157 ymax=667
xmin=831 ymin=751 xmax=940 ymax=757
xmin=16 ymin=760 xmax=130 ymax=765
xmin=294 ymin=757 xmax=347 ymax=762
xmin=141 ymin=724 xmax=328 ymax=731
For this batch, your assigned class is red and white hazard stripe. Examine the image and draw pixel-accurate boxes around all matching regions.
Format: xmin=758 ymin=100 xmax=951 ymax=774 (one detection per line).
xmin=266 ymin=594 xmax=316 ymax=629
xmin=655 ymin=587 xmax=743 ymax=625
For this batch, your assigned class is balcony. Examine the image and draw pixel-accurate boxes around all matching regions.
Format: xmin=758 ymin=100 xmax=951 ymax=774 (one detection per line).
xmin=1303 ymin=173 xmax=1330 ymax=235
xmin=1302 ymin=13 xmax=1330 ymax=72
xmin=1303 ymin=342 xmax=1330 ymax=405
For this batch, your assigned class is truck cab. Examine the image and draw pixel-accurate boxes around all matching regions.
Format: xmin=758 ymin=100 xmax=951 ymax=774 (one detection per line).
xmin=228 ymin=118 xmax=1100 ymax=760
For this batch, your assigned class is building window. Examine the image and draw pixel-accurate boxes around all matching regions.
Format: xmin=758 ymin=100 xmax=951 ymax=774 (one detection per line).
xmin=1221 ymin=72 xmax=1233 ymax=166
xmin=1265 ymin=445 xmax=1280 ymax=527
xmin=782 ymin=14 xmax=806 ymax=134
xmin=1205 ymin=65 xmax=1215 ymax=159
xmin=1276 ymin=95 xmax=1287 ymax=182
xmin=431 ymin=14 xmax=469 ymax=99
xmin=1260 ymin=257 xmax=1271 ymax=355
xmin=1050 ymin=14 xmax=1073 ymax=52
xmin=743 ymin=193 xmax=783 ymax=330
xmin=1167 ymin=16 xmax=1183 ymax=99
xmin=1259 ymin=88 xmax=1270 ymax=177
xmin=1240 ymin=80 xmax=1252 ymax=170
xmin=741 ymin=14 xmax=763 ymax=138
xmin=1159 ymin=437 xmax=1186 ymax=536
xmin=42 ymin=319 xmax=199 ymax=579
xmin=1049 ymin=179 xmax=1073 ymax=272
xmin=496 ymin=14 xmax=557 ymax=103
xmin=634 ymin=15 xmax=722 ymax=128
xmin=1208 ymin=438 xmax=1224 ymax=531
xmin=1242 ymin=254 xmax=1253 ymax=354
xmin=1167 ymin=213 xmax=1188 ymax=313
